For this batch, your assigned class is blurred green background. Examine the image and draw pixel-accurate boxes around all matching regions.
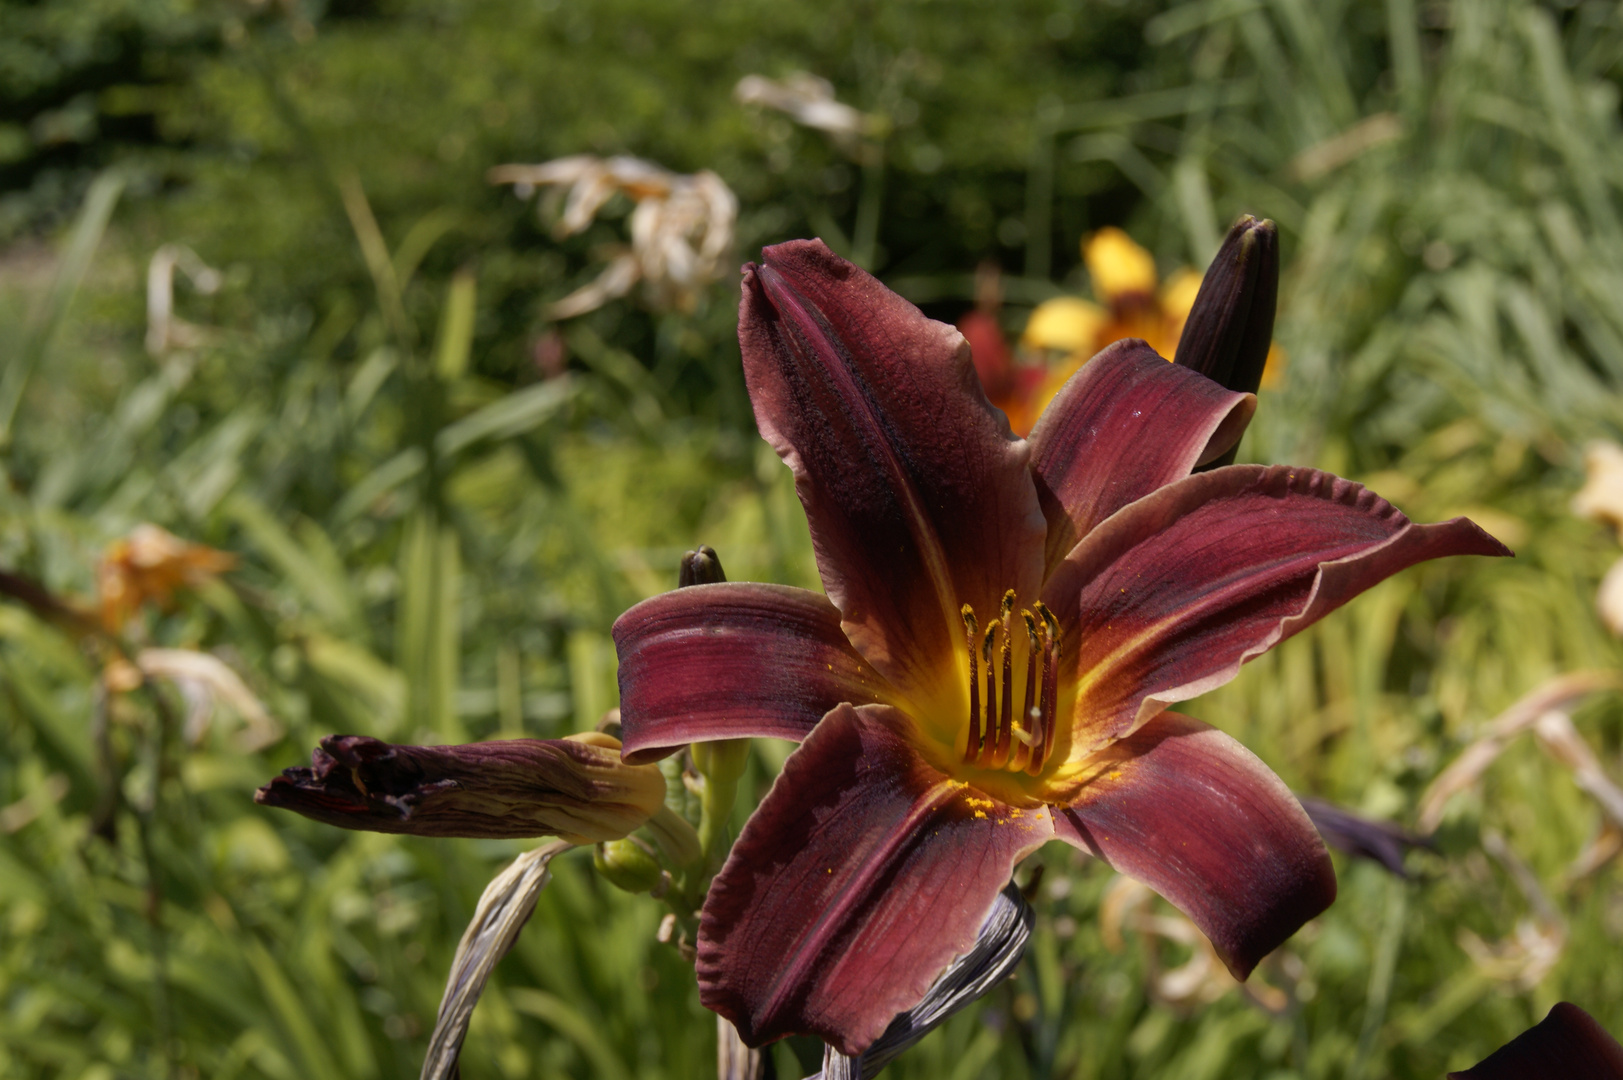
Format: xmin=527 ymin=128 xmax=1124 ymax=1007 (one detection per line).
xmin=5 ymin=0 xmax=1623 ymax=1077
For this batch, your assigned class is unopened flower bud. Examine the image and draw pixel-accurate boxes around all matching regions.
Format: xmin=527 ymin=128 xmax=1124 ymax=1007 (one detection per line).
xmin=594 ymin=837 xmax=670 ymax=896
xmin=1173 ymin=215 xmax=1279 ymax=399
xmin=678 ymin=546 xmax=727 ymax=587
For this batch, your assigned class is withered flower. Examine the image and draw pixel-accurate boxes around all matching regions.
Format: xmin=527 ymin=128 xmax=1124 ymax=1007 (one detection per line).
xmin=98 ymin=523 xmax=235 ymax=633
xmin=256 ymin=731 xmax=665 ymax=844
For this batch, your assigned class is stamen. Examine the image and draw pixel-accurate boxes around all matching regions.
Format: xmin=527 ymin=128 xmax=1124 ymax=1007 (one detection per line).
xmin=1029 ymin=601 xmax=1061 ymax=776
xmin=961 ymin=605 xmax=980 ymax=763
xmin=995 ymin=591 xmax=1015 ymax=768
xmin=980 ymin=624 xmax=998 ymax=767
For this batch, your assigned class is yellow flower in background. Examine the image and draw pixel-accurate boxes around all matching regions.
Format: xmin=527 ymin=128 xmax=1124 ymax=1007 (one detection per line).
xmin=1012 ymin=227 xmax=1287 ymax=435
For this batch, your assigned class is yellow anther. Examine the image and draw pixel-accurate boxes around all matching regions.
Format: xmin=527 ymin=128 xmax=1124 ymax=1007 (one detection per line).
xmin=1000 ymin=589 xmax=1016 ymax=618
xmin=961 ymin=604 xmax=978 ymax=635
xmin=1034 ymin=600 xmax=1059 ymax=641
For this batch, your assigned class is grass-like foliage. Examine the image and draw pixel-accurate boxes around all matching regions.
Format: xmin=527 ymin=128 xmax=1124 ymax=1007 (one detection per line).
xmin=3 ymin=1 xmax=1623 ymax=1077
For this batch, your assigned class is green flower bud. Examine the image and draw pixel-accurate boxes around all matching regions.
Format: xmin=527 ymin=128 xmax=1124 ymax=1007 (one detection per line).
xmin=594 ymin=837 xmax=669 ymax=896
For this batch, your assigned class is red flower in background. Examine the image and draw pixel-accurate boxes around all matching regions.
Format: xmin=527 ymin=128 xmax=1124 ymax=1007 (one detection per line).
xmin=613 ymin=238 xmax=1510 ymax=1054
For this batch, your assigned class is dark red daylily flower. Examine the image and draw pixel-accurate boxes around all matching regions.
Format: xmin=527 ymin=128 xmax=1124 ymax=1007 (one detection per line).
xmin=613 ymin=239 xmax=1510 ymax=1055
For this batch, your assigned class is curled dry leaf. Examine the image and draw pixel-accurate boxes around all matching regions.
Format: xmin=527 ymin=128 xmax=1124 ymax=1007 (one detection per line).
xmin=1418 ymin=671 xmax=1623 ymax=834
xmin=420 ymin=839 xmax=573 ymax=1080
xmin=717 ymin=1016 xmax=765 ymax=1080
xmin=811 ymin=883 xmax=1035 ymax=1080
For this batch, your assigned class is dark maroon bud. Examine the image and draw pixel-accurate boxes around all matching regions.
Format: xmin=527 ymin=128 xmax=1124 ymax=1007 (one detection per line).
xmin=679 ymin=546 xmax=727 ymax=587
xmin=1174 ymin=216 xmax=1279 ymax=398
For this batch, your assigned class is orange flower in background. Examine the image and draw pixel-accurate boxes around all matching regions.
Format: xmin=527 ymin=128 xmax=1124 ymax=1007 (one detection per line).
xmin=994 ymin=225 xmax=1286 ymax=435
xmin=97 ymin=524 xmax=236 ymax=633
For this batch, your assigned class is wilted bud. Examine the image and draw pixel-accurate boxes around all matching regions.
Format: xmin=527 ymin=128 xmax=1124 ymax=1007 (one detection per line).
xmin=679 ymin=545 xmax=727 ymax=587
xmin=1449 ymin=1002 xmax=1623 ymax=1079
xmin=594 ymin=837 xmax=670 ymax=895
xmin=255 ymin=731 xmax=666 ymax=843
xmin=1173 ymin=216 xmax=1279 ymax=398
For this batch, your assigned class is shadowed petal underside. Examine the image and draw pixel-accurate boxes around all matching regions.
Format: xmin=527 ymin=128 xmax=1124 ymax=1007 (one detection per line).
xmin=1449 ymin=1002 xmax=1623 ymax=1080
xmin=1054 ymin=712 xmax=1335 ymax=979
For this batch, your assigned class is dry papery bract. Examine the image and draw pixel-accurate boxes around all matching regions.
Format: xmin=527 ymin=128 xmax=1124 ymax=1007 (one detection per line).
xmin=488 ymin=155 xmax=737 ymax=319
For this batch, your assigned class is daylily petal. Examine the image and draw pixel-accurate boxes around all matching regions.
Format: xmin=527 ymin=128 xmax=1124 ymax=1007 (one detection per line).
xmin=612 ymin=582 xmax=893 ymax=764
xmin=1054 ymin=712 xmax=1335 ymax=979
xmin=696 ymin=703 xmax=1054 ymax=1056
xmin=1043 ymin=464 xmax=1511 ymax=753
xmin=255 ymin=734 xmax=665 ymax=842
xmin=1449 ymin=1002 xmax=1623 ymax=1080
xmin=815 ymin=882 xmax=1034 ymax=1080
xmin=1028 ymin=339 xmax=1255 ymax=573
xmin=740 ymin=240 xmax=1046 ymax=701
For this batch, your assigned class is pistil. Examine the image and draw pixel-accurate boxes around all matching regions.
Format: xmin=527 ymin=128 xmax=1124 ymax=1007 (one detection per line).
xmin=996 ymin=590 xmax=1015 ymax=768
xmin=961 ymin=605 xmax=980 ymax=761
